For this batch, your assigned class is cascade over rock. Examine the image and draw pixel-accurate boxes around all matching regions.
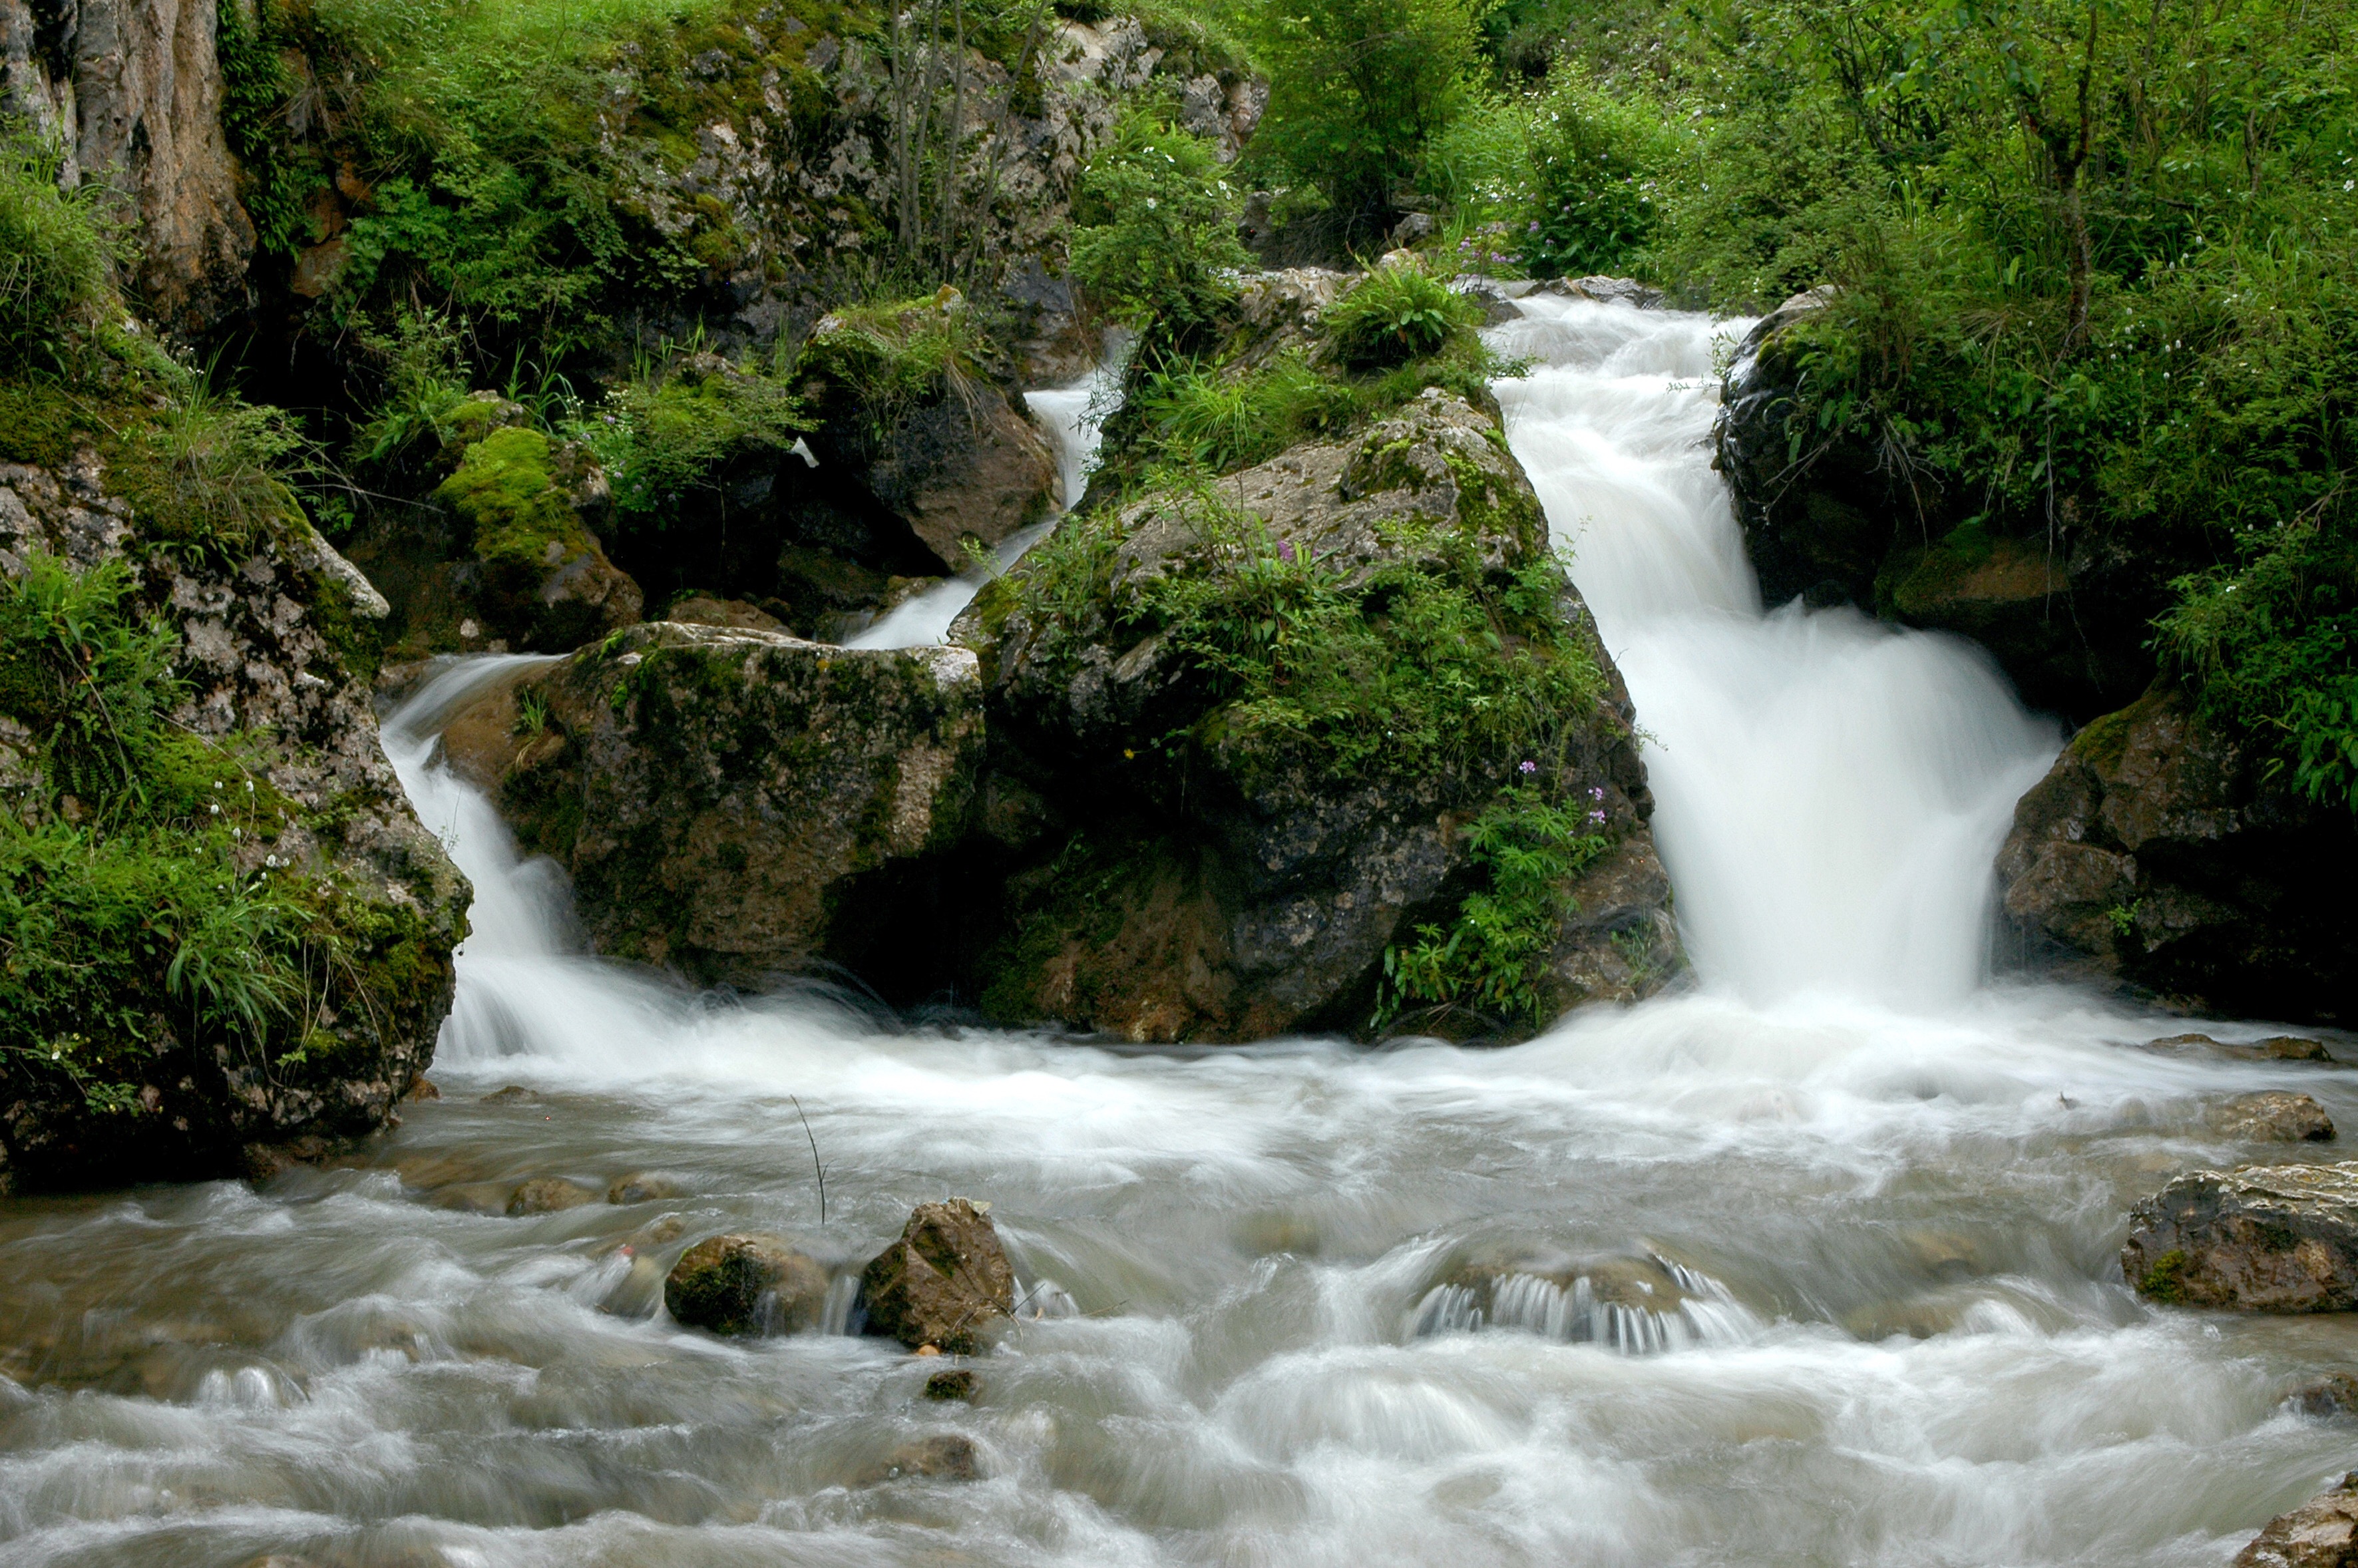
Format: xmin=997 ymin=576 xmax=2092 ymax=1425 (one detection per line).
xmin=958 ymin=387 xmax=1680 ymax=1042
xmin=0 ymin=455 xmax=468 ymax=1191
xmin=441 ymin=618 xmax=982 ymax=988
xmin=1997 ymin=684 xmax=2357 ymax=1024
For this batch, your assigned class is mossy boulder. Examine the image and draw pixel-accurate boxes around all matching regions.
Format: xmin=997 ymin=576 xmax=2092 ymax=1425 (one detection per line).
xmin=859 ymin=1199 xmax=1016 ymax=1354
xmin=1997 ymin=683 xmax=2357 ymax=1024
xmin=0 ymin=449 xmax=469 ymax=1193
xmin=433 ymin=426 xmax=643 ymax=652
xmin=956 ymin=387 xmax=1679 ymax=1042
xmin=2123 ymin=1162 xmax=2358 ymax=1312
xmin=443 ymin=618 xmax=984 ymax=988
xmin=666 ymin=1233 xmax=830 ymax=1336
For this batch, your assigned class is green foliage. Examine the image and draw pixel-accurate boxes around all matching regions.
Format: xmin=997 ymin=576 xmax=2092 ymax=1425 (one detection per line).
xmin=1232 ymin=0 xmax=1496 ymax=230
xmin=216 ymin=0 xmax=315 ymax=257
xmin=349 ymin=308 xmax=474 ymax=469
xmin=0 ymin=132 xmax=118 ymax=373
xmin=105 ymin=378 xmax=313 ymax=560
xmin=1068 ymin=108 xmax=1253 ymax=353
xmin=1135 ymin=351 xmax=1354 ymax=470
xmin=1376 ymin=783 xmax=1612 ymax=1028
xmin=578 ymin=351 xmax=811 ymax=525
xmin=799 ymin=288 xmax=982 ymax=433
xmin=1322 ymin=260 xmax=1486 ymax=369
xmin=0 ymin=554 xmax=337 ymax=1113
xmin=1519 ymin=72 xmax=1680 ymax=279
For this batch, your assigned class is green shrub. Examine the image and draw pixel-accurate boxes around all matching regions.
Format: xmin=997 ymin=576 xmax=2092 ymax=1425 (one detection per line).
xmin=106 ymin=380 xmax=313 ymax=560
xmin=349 ymin=308 xmax=475 ymax=469
xmin=1135 ymin=351 xmax=1354 ymax=471
xmin=578 ymin=351 xmax=811 ymax=523
xmin=216 ymin=0 xmax=315 ymax=257
xmin=1519 ymin=71 xmax=1680 ymax=279
xmin=1321 ymin=261 xmax=1485 ymax=369
xmin=1068 ymin=107 xmax=1254 ymax=353
xmin=799 ymin=288 xmax=983 ymax=432
xmin=0 ymin=133 xmax=117 ymax=373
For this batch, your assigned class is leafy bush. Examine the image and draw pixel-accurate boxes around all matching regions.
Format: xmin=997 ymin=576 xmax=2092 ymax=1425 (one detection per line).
xmin=1068 ymin=107 xmax=1254 ymax=353
xmin=1135 ymin=351 xmax=1354 ymax=471
xmin=1519 ymin=72 xmax=1680 ymax=279
xmin=799 ymin=287 xmax=984 ymax=431
xmin=577 ymin=351 xmax=811 ymax=524
xmin=1233 ymin=0 xmax=1495 ymax=232
xmin=349 ymin=308 xmax=475 ymax=470
xmin=0 ymin=133 xmax=117 ymax=372
xmin=1322 ymin=261 xmax=1485 ymax=369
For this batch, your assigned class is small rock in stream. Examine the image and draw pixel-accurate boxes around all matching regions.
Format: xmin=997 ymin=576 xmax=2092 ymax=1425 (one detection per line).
xmin=922 ymin=1368 xmax=978 ymax=1402
xmin=2150 ymin=1033 xmax=2335 ymax=1063
xmin=2215 ymin=1093 xmax=2338 ymax=1143
xmin=866 ymin=1432 xmax=980 ymax=1483
xmin=666 ymin=1234 xmax=829 ymax=1336
xmin=506 ymin=1178 xmax=600 ymax=1215
xmin=2287 ymin=1372 xmax=2358 ymax=1418
xmin=2233 ymin=1471 xmax=2358 ymax=1567
xmin=860 ymin=1199 xmax=1016 ymax=1354
xmin=608 ymin=1171 xmax=688 ymax=1204
xmin=2123 ymin=1161 xmax=2358 ymax=1311
xmin=482 ymin=1085 xmax=541 ymax=1103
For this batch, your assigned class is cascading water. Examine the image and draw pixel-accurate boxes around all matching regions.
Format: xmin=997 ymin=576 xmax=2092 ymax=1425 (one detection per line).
xmin=844 ymin=345 xmax=1125 ymax=651
xmin=4 ymin=301 xmax=2356 ymax=1568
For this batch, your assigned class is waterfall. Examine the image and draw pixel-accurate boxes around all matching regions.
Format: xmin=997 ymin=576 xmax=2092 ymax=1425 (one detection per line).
xmin=1489 ymin=296 xmax=2061 ymax=1008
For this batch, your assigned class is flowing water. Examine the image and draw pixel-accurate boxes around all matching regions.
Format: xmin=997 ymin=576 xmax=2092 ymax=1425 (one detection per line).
xmin=6 ymin=302 xmax=2358 ymax=1568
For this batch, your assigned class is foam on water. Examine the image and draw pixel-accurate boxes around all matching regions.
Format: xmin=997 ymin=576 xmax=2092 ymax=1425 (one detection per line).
xmin=1 ymin=299 xmax=2351 ymax=1568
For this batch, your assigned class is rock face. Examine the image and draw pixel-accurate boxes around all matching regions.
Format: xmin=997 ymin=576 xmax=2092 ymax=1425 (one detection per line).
xmin=2123 ymin=1163 xmax=2358 ymax=1312
xmin=2234 ymin=1474 xmax=2358 ymax=1568
xmin=859 ymin=387 xmax=1057 ymax=572
xmin=860 ymin=1199 xmax=1016 ymax=1354
xmin=444 ymin=619 xmax=983 ymax=987
xmin=958 ymin=388 xmax=1680 ymax=1042
xmin=665 ymin=1233 xmax=829 ymax=1336
xmin=1998 ymin=686 xmax=2357 ymax=1024
xmin=1713 ymin=290 xmax=2148 ymax=719
xmin=0 ymin=454 xmax=469 ymax=1192
xmin=0 ymin=0 xmax=252 ymax=329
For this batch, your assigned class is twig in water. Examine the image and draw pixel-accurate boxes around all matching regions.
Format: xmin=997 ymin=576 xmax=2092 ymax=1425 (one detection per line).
xmin=791 ymin=1094 xmax=827 ymax=1225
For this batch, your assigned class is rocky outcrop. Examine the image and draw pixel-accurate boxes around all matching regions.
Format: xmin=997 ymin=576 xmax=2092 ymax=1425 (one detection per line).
xmin=2214 ymin=1093 xmax=2337 ymax=1144
xmin=0 ymin=0 xmax=252 ymax=329
xmin=958 ymin=388 xmax=1680 ymax=1042
xmin=860 ymin=1199 xmax=1015 ymax=1354
xmin=1714 ymin=290 xmax=2150 ymax=719
xmin=666 ymin=1233 xmax=829 ymax=1336
xmin=1998 ymin=686 xmax=2357 ymax=1024
xmin=0 ymin=451 xmax=468 ymax=1192
xmin=859 ymin=387 xmax=1058 ymax=572
xmin=441 ymin=618 xmax=983 ymax=987
xmin=2234 ymin=1474 xmax=2358 ymax=1568
xmin=2123 ymin=1162 xmax=2358 ymax=1312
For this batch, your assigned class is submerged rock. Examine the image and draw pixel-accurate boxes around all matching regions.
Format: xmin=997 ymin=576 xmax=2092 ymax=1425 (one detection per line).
xmin=446 ymin=619 xmax=984 ymax=987
xmin=608 ymin=1171 xmax=689 ymax=1204
xmin=864 ymin=1432 xmax=980 ymax=1483
xmin=2286 ymin=1373 xmax=2358 ymax=1418
xmin=664 ymin=1233 xmax=829 ymax=1336
xmin=923 ymin=1368 xmax=979 ymax=1402
xmin=861 ymin=1199 xmax=1016 ymax=1354
xmin=2233 ymin=1472 xmax=2358 ymax=1568
xmin=2214 ymin=1093 xmax=2337 ymax=1144
xmin=1412 ymin=1246 xmax=1738 ymax=1353
xmin=506 ymin=1178 xmax=601 ymax=1215
xmin=1999 ymin=687 xmax=2358 ymax=1026
xmin=2123 ymin=1163 xmax=2358 ymax=1312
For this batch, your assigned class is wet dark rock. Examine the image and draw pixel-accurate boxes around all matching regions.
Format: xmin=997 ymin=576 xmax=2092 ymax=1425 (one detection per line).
xmin=1999 ymin=687 xmax=2358 ymax=1026
xmin=445 ymin=620 xmax=984 ymax=988
xmin=959 ymin=389 xmax=1678 ymax=1042
xmin=662 ymin=594 xmax=789 ymax=634
xmin=867 ymin=1432 xmax=980 ymax=1483
xmin=401 ymin=1076 xmax=441 ymax=1102
xmin=2287 ymin=1373 xmax=2358 ymax=1418
xmin=664 ymin=1233 xmax=829 ymax=1336
xmin=2215 ymin=1093 xmax=2337 ymax=1144
xmin=507 ymin=1178 xmax=601 ymax=1215
xmin=2233 ymin=1472 xmax=2358 ymax=1567
xmin=2123 ymin=1162 xmax=2358 ymax=1312
xmin=923 ymin=1368 xmax=979 ymax=1402
xmin=861 ymin=1199 xmax=1016 ymax=1354
xmin=608 ymin=1172 xmax=689 ymax=1205
xmin=481 ymin=1085 xmax=540 ymax=1103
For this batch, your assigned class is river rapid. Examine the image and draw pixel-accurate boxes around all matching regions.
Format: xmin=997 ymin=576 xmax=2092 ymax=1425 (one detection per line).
xmin=3 ymin=300 xmax=2355 ymax=1568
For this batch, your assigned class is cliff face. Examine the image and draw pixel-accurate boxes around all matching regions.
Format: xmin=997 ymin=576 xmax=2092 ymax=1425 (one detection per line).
xmin=0 ymin=0 xmax=252 ymax=330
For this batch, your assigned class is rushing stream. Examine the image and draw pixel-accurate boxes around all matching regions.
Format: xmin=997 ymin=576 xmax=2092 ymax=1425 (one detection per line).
xmin=5 ymin=301 xmax=2357 ymax=1567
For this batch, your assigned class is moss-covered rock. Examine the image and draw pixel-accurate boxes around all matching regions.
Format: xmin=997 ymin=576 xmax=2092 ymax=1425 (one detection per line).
xmin=1997 ymin=683 xmax=2357 ymax=1024
xmin=2123 ymin=1162 xmax=2358 ymax=1312
xmin=442 ymin=617 xmax=983 ymax=987
xmin=956 ymin=387 xmax=1678 ymax=1043
xmin=0 ymin=443 xmax=468 ymax=1194
xmin=433 ymin=426 xmax=644 ymax=653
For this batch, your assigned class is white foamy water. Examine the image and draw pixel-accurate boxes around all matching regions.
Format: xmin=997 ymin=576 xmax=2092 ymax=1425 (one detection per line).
xmin=844 ymin=349 xmax=1125 ymax=650
xmin=2 ymin=301 xmax=2353 ymax=1568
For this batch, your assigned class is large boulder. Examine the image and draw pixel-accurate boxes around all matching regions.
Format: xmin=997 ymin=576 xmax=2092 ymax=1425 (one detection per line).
xmin=2123 ymin=1163 xmax=2358 ymax=1312
xmin=444 ymin=619 xmax=983 ymax=988
xmin=1998 ymin=685 xmax=2357 ymax=1025
xmin=956 ymin=388 xmax=1680 ymax=1042
xmin=0 ymin=447 xmax=468 ymax=1193
xmin=2234 ymin=1474 xmax=2358 ymax=1568
xmin=431 ymin=425 xmax=642 ymax=653
xmin=861 ymin=1199 xmax=1016 ymax=1354
xmin=666 ymin=1233 xmax=829 ymax=1336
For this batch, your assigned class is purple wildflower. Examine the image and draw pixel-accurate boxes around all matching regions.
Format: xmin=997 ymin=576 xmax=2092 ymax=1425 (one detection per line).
xmin=1589 ymin=785 xmax=1605 ymax=801
xmin=1588 ymin=809 xmax=1607 ymax=827
xmin=1518 ymin=759 xmax=1537 ymax=775
xmin=1278 ymin=538 xmax=1296 ymax=563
